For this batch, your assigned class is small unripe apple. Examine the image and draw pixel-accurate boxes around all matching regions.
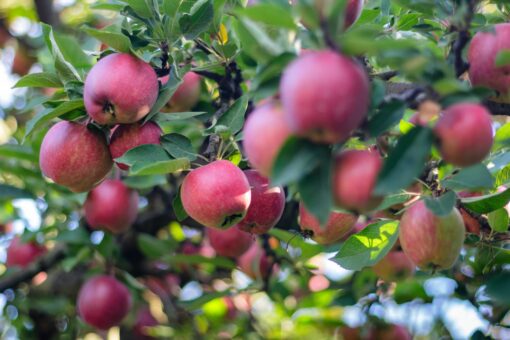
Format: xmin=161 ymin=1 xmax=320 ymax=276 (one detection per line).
xmin=134 ymin=307 xmax=158 ymax=340
xmin=161 ymin=72 xmax=201 ymax=113
xmin=368 ymin=325 xmax=411 ymax=340
xmin=39 ymin=121 xmax=113 ymax=192
xmin=372 ymin=251 xmax=415 ymax=282
xmin=6 ymin=236 xmax=46 ymax=268
xmin=206 ymin=226 xmax=254 ymax=258
xmin=280 ymin=50 xmax=370 ymax=143
xmin=434 ymin=103 xmax=493 ymax=167
xmin=243 ymin=103 xmax=292 ymax=177
xmin=109 ymin=121 xmax=162 ymax=170
xmin=468 ymin=23 xmax=510 ymax=102
xmin=399 ymin=201 xmax=465 ymax=270
xmin=181 ymin=160 xmax=251 ymax=228
xmin=298 ymin=204 xmax=357 ymax=245
xmin=84 ymin=53 xmax=159 ymax=125
xmin=84 ymin=179 xmax=139 ymax=233
xmin=77 ymin=275 xmax=132 ymax=330
xmin=333 ymin=150 xmax=383 ymax=212
xmin=236 ymin=170 xmax=285 ymax=235
xmin=237 ymin=242 xmax=272 ymax=280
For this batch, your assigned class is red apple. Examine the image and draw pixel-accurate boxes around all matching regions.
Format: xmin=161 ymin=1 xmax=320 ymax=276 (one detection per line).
xmin=236 ymin=170 xmax=285 ymax=235
xmin=6 ymin=236 xmax=46 ymax=268
xmin=399 ymin=200 xmax=465 ymax=270
xmin=134 ymin=307 xmax=158 ymax=340
xmin=237 ymin=242 xmax=272 ymax=280
xmin=84 ymin=53 xmax=159 ymax=125
xmin=207 ymin=226 xmax=254 ymax=258
xmin=39 ymin=121 xmax=113 ymax=192
xmin=77 ymin=275 xmax=132 ymax=330
xmin=468 ymin=23 xmax=510 ymax=102
xmin=333 ymin=150 xmax=383 ymax=212
xmin=181 ymin=160 xmax=251 ymax=228
xmin=368 ymin=325 xmax=411 ymax=340
xmin=280 ymin=50 xmax=369 ymax=143
xmin=434 ymin=103 xmax=493 ymax=167
xmin=344 ymin=0 xmax=363 ymax=28
xmin=298 ymin=204 xmax=357 ymax=245
xmin=84 ymin=179 xmax=139 ymax=233
xmin=243 ymin=103 xmax=292 ymax=177
xmin=372 ymin=251 xmax=415 ymax=282
xmin=109 ymin=121 xmax=162 ymax=170
xmin=161 ymin=72 xmax=201 ymax=112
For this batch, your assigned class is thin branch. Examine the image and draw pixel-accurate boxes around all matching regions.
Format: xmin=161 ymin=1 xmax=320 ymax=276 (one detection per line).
xmin=450 ymin=0 xmax=476 ymax=77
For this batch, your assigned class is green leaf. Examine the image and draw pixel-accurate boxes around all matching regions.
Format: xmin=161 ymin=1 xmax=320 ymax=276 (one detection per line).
xmin=115 ymin=144 xmax=170 ymax=167
xmin=0 ymin=184 xmax=35 ymax=200
xmin=374 ymin=192 xmax=412 ymax=211
xmin=161 ymin=133 xmax=197 ymax=161
xmin=368 ymin=99 xmax=407 ymax=137
xmin=332 ymin=220 xmax=400 ymax=271
xmin=442 ymin=164 xmax=494 ymax=191
xmin=123 ymin=175 xmax=167 ymax=189
xmin=0 ymin=144 xmax=38 ymax=162
xmin=180 ymin=291 xmax=231 ymax=311
xmin=375 ymin=126 xmax=434 ymax=195
xmin=96 ymin=233 xmax=119 ymax=259
xmin=162 ymin=254 xmax=235 ymax=269
xmin=179 ymin=0 xmax=214 ymax=40
xmin=121 ymin=0 xmax=153 ymax=18
xmin=61 ymin=247 xmax=91 ymax=272
xmin=235 ymin=3 xmax=296 ymax=30
xmin=54 ymin=227 xmax=90 ymax=245
xmin=269 ymin=229 xmax=324 ymax=261
xmin=137 ymin=234 xmax=177 ymax=259
xmin=154 ymin=111 xmax=207 ymax=122
xmin=486 ymin=272 xmax=510 ymax=306
xmin=83 ymin=25 xmax=132 ymax=53
xmin=495 ymin=50 xmax=510 ymax=67
xmin=172 ymin=187 xmax=188 ymax=222
xmin=130 ymin=158 xmax=190 ymax=176
xmin=461 ymin=188 xmax=510 ymax=214
xmin=488 ymin=209 xmax=509 ymax=233
xmin=214 ymin=96 xmax=249 ymax=136
xmin=424 ymin=191 xmax=456 ymax=217
xmin=24 ymin=99 xmax=84 ymax=139
xmin=13 ymin=72 xmax=63 ymax=88
xmin=144 ymin=67 xmax=183 ymax=122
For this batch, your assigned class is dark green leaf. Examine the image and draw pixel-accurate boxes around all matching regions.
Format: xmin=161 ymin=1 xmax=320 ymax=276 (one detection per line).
xmin=368 ymin=99 xmax=407 ymax=136
xmin=179 ymin=0 xmax=214 ymax=40
xmin=424 ymin=191 xmax=456 ymax=217
xmin=161 ymin=133 xmax=197 ymax=161
xmin=144 ymin=67 xmax=183 ymax=122
xmin=461 ymin=188 xmax=510 ymax=214
xmin=442 ymin=164 xmax=494 ymax=191
xmin=180 ymin=291 xmax=231 ymax=311
xmin=123 ymin=175 xmax=167 ymax=189
xmin=83 ymin=25 xmax=132 ymax=53
xmin=0 ymin=184 xmax=35 ymax=200
xmin=137 ymin=234 xmax=177 ymax=259
xmin=172 ymin=187 xmax=188 ymax=222
xmin=486 ymin=272 xmax=510 ymax=306
xmin=214 ymin=96 xmax=249 ymax=136
xmin=13 ymin=72 xmax=63 ymax=88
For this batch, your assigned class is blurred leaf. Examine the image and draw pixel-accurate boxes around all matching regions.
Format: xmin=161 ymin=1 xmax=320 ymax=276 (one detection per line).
xmin=0 ymin=185 xmax=35 ymax=200
xmin=161 ymin=133 xmax=197 ymax=161
xmin=488 ymin=209 xmax=509 ymax=233
xmin=13 ymin=72 xmax=63 ymax=88
xmin=424 ymin=191 xmax=456 ymax=217
xmin=442 ymin=165 xmax=494 ymax=191
xmin=368 ymin=99 xmax=407 ymax=137
xmin=486 ymin=272 xmax=510 ymax=306
xmin=138 ymin=234 xmax=177 ymax=259
xmin=181 ymin=291 xmax=230 ymax=311
xmin=0 ymin=144 xmax=38 ymax=162
xmin=179 ymin=0 xmax=214 ymax=40
xmin=394 ymin=280 xmax=429 ymax=304
xmin=162 ymin=254 xmax=235 ymax=269
xmin=83 ymin=25 xmax=132 ymax=53
xmin=269 ymin=229 xmax=324 ymax=260
xmin=461 ymin=188 xmax=510 ymax=214
xmin=374 ymin=192 xmax=412 ymax=211
xmin=61 ymin=247 xmax=91 ymax=272
xmin=96 ymin=233 xmax=118 ymax=259
xmin=55 ymin=227 xmax=90 ymax=245
xmin=123 ymin=175 xmax=167 ymax=189
xmin=172 ymin=187 xmax=188 ymax=222
xmin=235 ymin=3 xmax=296 ymax=29
xmin=154 ymin=111 xmax=207 ymax=123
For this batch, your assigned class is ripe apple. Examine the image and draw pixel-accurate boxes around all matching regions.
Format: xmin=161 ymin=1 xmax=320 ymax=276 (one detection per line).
xmin=457 ymin=191 xmax=483 ymax=234
xmin=134 ymin=307 xmax=159 ymax=340
xmin=39 ymin=121 xmax=113 ymax=193
xmin=236 ymin=170 xmax=285 ymax=235
xmin=333 ymin=150 xmax=383 ymax=212
xmin=237 ymin=242 xmax=272 ymax=280
xmin=372 ymin=251 xmax=415 ymax=282
xmin=161 ymin=72 xmax=201 ymax=112
xmin=368 ymin=325 xmax=411 ymax=340
xmin=280 ymin=50 xmax=369 ymax=143
xmin=84 ymin=179 xmax=139 ymax=233
xmin=77 ymin=275 xmax=132 ymax=330
xmin=6 ymin=236 xmax=46 ymax=268
xmin=433 ymin=103 xmax=493 ymax=167
xmin=344 ymin=0 xmax=363 ymax=28
xmin=181 ymin=160 xmax=251 ymax=228
xmin=84 ymin=53 xmax=159 ymax=125
xmin=109 ymin=121 xmax=162 ymax=170
xmin=206 ymin=226 xmax=254 ymax=258
xmin=243 ymin=103 xmax=292 ymax=177
xmin=468 ymin=23 xmax=510 ymax=102
xmin=399 ymin=201 xmax=465 ymax=270
xmin=298 ymin=204 xmax=357 ymax=245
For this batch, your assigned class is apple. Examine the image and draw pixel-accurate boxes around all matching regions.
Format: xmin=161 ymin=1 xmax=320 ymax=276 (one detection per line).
xmin=243 ymin=103 xmax=292 ymax=177
xmin=84 ymin=179 xmax=139 ymax=233
xmin=237 ymin=242 xmax=272 ymax=280
xmin=84 ymin=53 xmax=159 ymax=125
xmin=372 ymin=251 xmax=415 ymax=282
xmin=368 ymin=325 xmax=411 ymax=340
xmin=207 ymin=226 xmax=254 ymax=258
xmin=77 ymin=275 xmax=132 ymax=330
xmin=333 ymin=150 xmax=383 ymax=212
xmin=399 ymin=201 xmax=465 ymax=270
xmin=181 ymin=160 xmax=251 ymax=228
xmin=161 ymin=72 xmax=201 ymax=112
xmin=344 ymin=0 xmax=363 ymax=29
xmin=134 ymin=307 xmax=158 ymax=340
xmin=39 ymin=121 xmax=113 ymax=193
xmin=433 ymin=103 xmax=493 ymax=167
xmin=109 ymin=121 xmax=162 ymax=170
xmin=236 ymin=170 xmax=285 ymax=235
xmin=6 ymin=236 xmax=46 ymax=268
xmin=298 ymin=204 xmax=357 ymax=245
xmin=468 ymin=23 xmax=510 ymax=102
xmin=280 ymin=50 xmax=369 ymax=143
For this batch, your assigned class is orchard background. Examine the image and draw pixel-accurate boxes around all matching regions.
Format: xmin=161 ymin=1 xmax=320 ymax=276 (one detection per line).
xmin=1 ymin=0 xmax=510 ymax=339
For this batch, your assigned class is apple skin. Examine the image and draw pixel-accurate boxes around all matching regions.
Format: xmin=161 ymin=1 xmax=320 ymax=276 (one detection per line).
xmin=333 ymin=150 xmax=383 ymax=212
xmin=84 ymin=179 xmax=139 ymax=233
xmin=161 ymin=72 xmax=201 ymax=113
xmin=372 ymin=251 xmax=415 ymax=282
xmin=298 ymin=204 xmax=357 ymax=245
xmin=181 ymin=160 xmax=251 ymax=229
xmin=243 ymin=103 xmax=292 ymax=177
xmin=77 ymin=275 xmax=132 ymax=330
xmin=344 ymin=0 xmax=363 ymax=28
xmin=399 ymin=201 xmax=465 ymax=270
xmin=368 ymin=325 xmax=411 ymax=340
xmin=468 ymin=23 xmax=510 ymax=102
xmin=39 ymin=121 xmax=113 ymax=193
xmin=84 ymin=53 xmax=159 ymax=125
xmin=237 ymin=242 xmax=272 ymax=280
xmin=109 ymin=121 xmax=162 ymax=170
xmin=206 ymin=226 xmax=254 ymax=258
xmin=134 ymin=307 xmax=158 ymax=340
xmin=280 ymin=50 xmax=370 ymax=144
xmin=434 ymin=103 xmax=493 ymax=167
xmin=235 ymin=170 xmax=285 ymax=235
xmin=6 ymin=236 xmax=46 ymax=268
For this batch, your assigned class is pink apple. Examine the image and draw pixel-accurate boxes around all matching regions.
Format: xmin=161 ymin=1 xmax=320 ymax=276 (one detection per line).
xmin=6 ymin=236 xmax=46 ymax=268
xmin=134 ymin=307 xmax=158 ymax=340
xmin=161 ymin=72 xmax=201 ymax=113
xmin=237 ymin=242 xmax=272 ymax=279
xmin=206 ymin=226 xmax=254 ymax=258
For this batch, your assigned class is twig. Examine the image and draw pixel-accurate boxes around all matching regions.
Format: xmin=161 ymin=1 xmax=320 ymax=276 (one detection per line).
xmin=450 ymin=0 xmax=476 ymax=77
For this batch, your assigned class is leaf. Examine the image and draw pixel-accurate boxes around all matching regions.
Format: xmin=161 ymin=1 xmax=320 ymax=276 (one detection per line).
xmin=83 ymin=25 xmax=132 ymax=53
xmin=144 ymin=67 xmax=183 ymax=122
xmin=54 ymin=227 xmax=90 ymax=245
xmin=123 ymin=175 xmax=167 ymax=189
xmin=441 ymin=164 xmax=494 ymax=191
xmin=121 ymin=0 xmax=153 ymax=18
xmin=161 ymin=133 xmax=197 ymax=161
xmin=138 ymin=234 xmax=177 ymax=259
xmin=180 ymin=291 xmax=231 ymax=311
xmin=424 ymin=191 xmax=456 ymax=217
xmin=13 ymin=72 xmax=63 ymax=88
xmin=154 ymin=111 xmax=207 ymax=123
xmin=368 ymin=99 xmax=407 ymax=137
xmin=0 ymin=144 xmax=38 ymax=162
xmin=235 ymin=3 xmax=296 ymax=30
xmin=374 ymin=192 xmax=412 ymax=211
xmin=488 ymin=209 xmax=509 ymax=233
xmin=486 ymin=272 xmax=510 ymax=306
xmin=268 ymin=229 xmax=324 ymax=260
xmin=115 ymin=144 xmax=170 ymax=167
xmin=61 ymin=247 xmax=91 ymax=272
xmin=214 ymin=96 xmax=249 ymax=136
xmin=24 ymin=99 xmax=84 ymax=139
xmin=461 ymin=188 xmax=510 ymax=214
xmin=130 ymin=158 xmax=190 ymax=176
xmin=0 ymin=184 xmax=35 ymax=200
xmin=332 ymin=220 xmax=400 ymax=271
xmin=162 ymin=254 xmax=235 ymax=269
xmin=375 ymin=126 xmax=434 ymax=195
xmin=172 ymin=187 xmax=188 ymax=222
xmin=179 ymin=0 xmax=214 ymax=40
